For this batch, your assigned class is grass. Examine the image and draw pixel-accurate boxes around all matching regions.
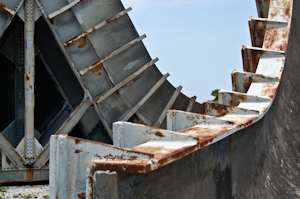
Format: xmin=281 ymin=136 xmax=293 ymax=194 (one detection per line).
xmin=12 ymin=193 xmax=38 ymax=198
xmin=0 ymin=187 xmax=7 ymax=192
xmin=213 ymin=99 xmax=219 ymax=104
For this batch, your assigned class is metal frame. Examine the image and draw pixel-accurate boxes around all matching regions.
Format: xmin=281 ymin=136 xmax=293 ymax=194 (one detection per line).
xmin=0 ymin=0 xmax=200 ymax=183
xmin=48 ymin=0 xmax=294 ymax=197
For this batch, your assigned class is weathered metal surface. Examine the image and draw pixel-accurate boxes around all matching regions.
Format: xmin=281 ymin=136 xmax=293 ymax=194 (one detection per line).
xmin=248 ymin=17 xmax=287 ymax=48
xmin=45 ymin=0 xmax=298 ymax=198
xmin=48 ymin=0 xmax=83 ymax=19
xmin=64 ymin=7 xmax=132 ymax=47
xmin=49 ymin=135 xmax=155 ymax=198
xmin=0 ymin=0 xmax=201 ymax=183
xmin=86 ymin=11 xmax=300 ymax=194
xmin=24 ymin=0 xmax=36 ymax=162
xmin=255 ymin=0 xmax=270 ymax=18
xmin=0 ymin=3 xmax=16 ymax=15
xmin=79 ymin=35 xmax=147 ymax=75
xmin=241 ymin=46 xmax=285 ymax=74
xmin=231 ymin=70 xmax=279 ymax=93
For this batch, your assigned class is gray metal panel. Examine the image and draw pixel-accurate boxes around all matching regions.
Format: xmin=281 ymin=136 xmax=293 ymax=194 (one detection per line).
xmin=80 ymin=108 xmax=101 ymax=134
xmin=104 ymin=42 xmax=152 ymax=85
xmin=87 ymin=15 xmax=138 ymax=58
xmin=0 ymin=0 xmax=20 ymax=9
xmin=0 ymin=10 xmax=10 ymax=37
xmin=38 ymin=0 xmax=68 ymax=16
xmin=98 ymin=93 xmax=130 ymax=129
xmin=37 ymin=0 xmax=194 ymax=132
xmin=51 ymin=10 xmax=83 ymax=43
xmin=82 ymin=66 xmax=113 ymax=99
xmin=138 ymin=81 xmax=176 ymax=126
xmin=171 ymin=93 xmax=192 ymax=111
xmin=65 ymin=38 xmax=99 ymax=72
xmin=119 ymin=66 xmax=162 ymax=107
xmin=72 ymin=0 xmax=124 ymax=30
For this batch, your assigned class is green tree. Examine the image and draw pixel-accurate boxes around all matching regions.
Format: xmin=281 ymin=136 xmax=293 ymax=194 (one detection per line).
xmin=211 ymin=89 xmax=220 ymax=103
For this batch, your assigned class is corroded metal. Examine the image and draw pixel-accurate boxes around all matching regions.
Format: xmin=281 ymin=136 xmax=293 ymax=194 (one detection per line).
xmin=0 ymin=0 xmax=201 ymax=183
xmin=24 ymin=0 xmax=35 ymax=161
xmin=48 ymin=0 xmax=297 ymax=198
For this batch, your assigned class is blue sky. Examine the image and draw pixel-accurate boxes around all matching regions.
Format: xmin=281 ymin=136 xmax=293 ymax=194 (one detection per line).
xmin=121 ymin=0 xmax=258 ymax=102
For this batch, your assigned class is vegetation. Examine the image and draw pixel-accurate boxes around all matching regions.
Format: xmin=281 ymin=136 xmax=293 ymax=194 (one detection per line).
xmin=0 ymin=187 xmax=7 ymax=193
xmin=211 ymin=89 xmax=220 ymax=103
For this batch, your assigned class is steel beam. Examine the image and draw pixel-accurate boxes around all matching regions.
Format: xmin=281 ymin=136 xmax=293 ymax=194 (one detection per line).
xmin=154 ymin=86 xmax=182 ymax=127
xmin=48 ymin=0 xmax=84 ymax=19
xmin=186 ymin=96 xmax=196 ymax=112
xmin=0 ymin=133 xmax=26 ymax=169
xmin=96 ymin=58 xmax=158 ymax=104
xmin=33 ymin=96 xmax=92 ymax=167
xmin=24 ymin=0 xmax=36 ymax=160
xmin=121 ymin=73 xmax=170 ymax=122
xmin=0 ymin=3 xmax=15 ymax=15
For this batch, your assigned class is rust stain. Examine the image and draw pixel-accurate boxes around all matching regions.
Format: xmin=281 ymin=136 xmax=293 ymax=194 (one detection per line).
xmin=242 ymin=116 xmax=259 ymax=127
xmin=90 ymin=63 xmax=103 ymax=76
xmin=154 ymin=132 xmax=165 ymax=138
xmin=243 ymin=48 xmax=264 ymax=73
xmin=77 ymin=192 xmax=86 ymax=199
xmin=89 ymin=161 xmax=152 ymax=174
xmin=243 ymin=75 xmax=253 ymax=93
xmin=75 ymin=139 xmax=82 ymax=145
xmin=283 ymin=1 xmax=292 ymax=21
xmin=49 ymin=18 xmax=56 ymax=25
xmin=0 ymin=3 xmax=13 ymax=15
xmin=270 ymin=0 xmax=292 ymax=21
xmin=132 ymin=76 xmax=141 ymax=83
xmin=229 ymin=93 xmax=247 ymax=106
xmin=157 ymin=145 xmax=198 ymax=168
xmin=26 ymin=74 xmax=30 ymax=81
xmin=64 ymin=12 xmax=120 ymax=46
xmin=68 ymin=136 xmax=154 ymax=157
xmin=88 ymin=177 xmax=94 ymax=199
xmin=280 ymin=67 xmax=283 ymax=72
xmin=221 ymin=115 xmax=258 ymax=127
xmin=200 ymin=138 xmax=214 ymax=148
xmin=27 ymin=170 xmax=34 ymax=181
xmin=253 ymin=21 xmax=267 ymax=47
xmin=264 ymin=27 xmax=290 ymax=52
xmin=5 ymin=155 xmax=11 ymax=165
xmin=78 ymin=37 xmax=87 ymax=49
xmin=180 ymin=126 xmax=233 ymax=143
xmin=203 ymin=102 xmax=233 ymax=117
xmin=75 ymin=150 xmax=83 ymax=154
xmin=260 ymin=82 xmax=279 ymax=99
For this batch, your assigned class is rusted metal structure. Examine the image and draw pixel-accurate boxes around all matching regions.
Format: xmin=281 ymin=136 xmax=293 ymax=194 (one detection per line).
xmin=1 ymin=0 xmax=299 ymax=198
xmin=0 ymin=0 xmax=202 ymax=183
xmin=48 ymin=0 xmax=300 ymax=198
xmin=50 ymin=0 xmax=300 ymax=198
